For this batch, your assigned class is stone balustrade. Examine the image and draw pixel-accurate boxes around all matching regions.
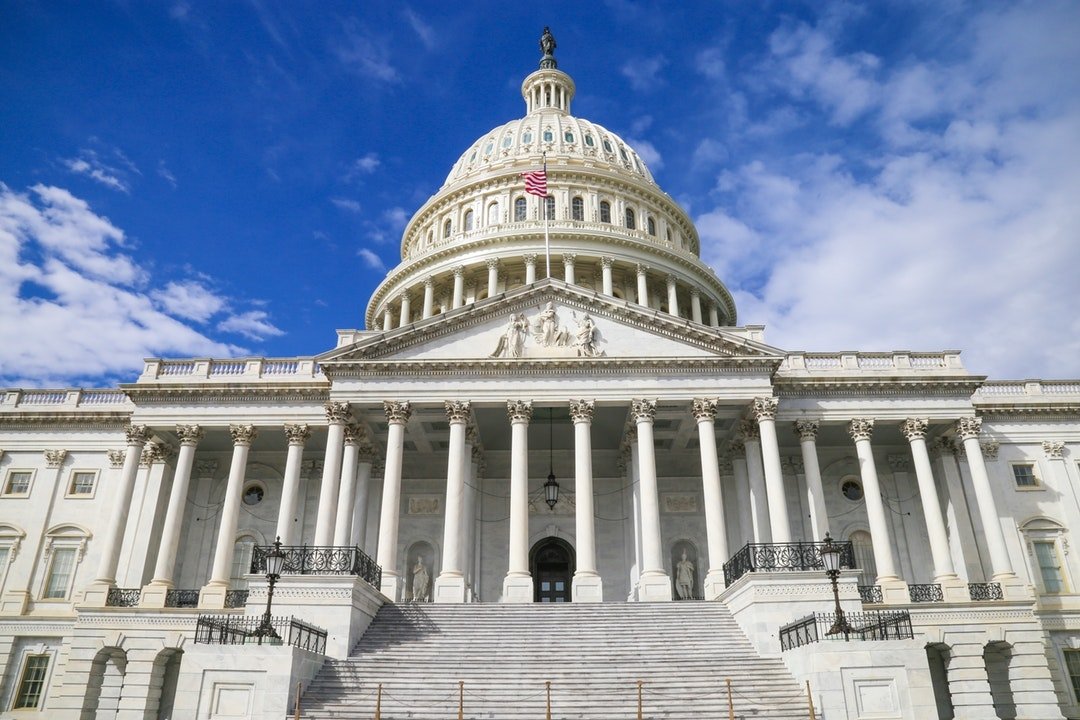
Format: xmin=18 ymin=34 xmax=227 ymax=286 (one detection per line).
xmin=137 ymin=357 xmax=325 ymax=383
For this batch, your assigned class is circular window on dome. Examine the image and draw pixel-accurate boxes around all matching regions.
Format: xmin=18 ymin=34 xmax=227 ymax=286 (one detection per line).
xmin=522 ymin=131 xmax=533 ymax=144
xmin=841 ymin=478 xmax=864 ymax=502
xmin=543 ymin=130 xmax=553 ymax=143
xmin=602 ymin=138 xmax=613 ymax=153
xmin=584 ymin=134 xmax=595 ymax=147
xmin=468 ymin=150 xmax=477 ymax=163
xmin=484 ymin=142 xmax=494 ymax=156
xmin=242 ymin=483 xmax=265 ymax=506
xmin=502 ymin=135 xmax=512 ymax=148
xmin=564 ymin=131 xmax=574 ymax=143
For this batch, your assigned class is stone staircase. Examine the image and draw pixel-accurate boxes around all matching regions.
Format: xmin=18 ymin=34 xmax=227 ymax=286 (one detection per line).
xmin=297 ymin=601 xmax=811 ymax=719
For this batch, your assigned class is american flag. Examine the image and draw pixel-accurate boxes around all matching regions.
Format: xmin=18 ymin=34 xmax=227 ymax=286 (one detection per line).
xmin=522 ymin=169 xmax=548 ymax=197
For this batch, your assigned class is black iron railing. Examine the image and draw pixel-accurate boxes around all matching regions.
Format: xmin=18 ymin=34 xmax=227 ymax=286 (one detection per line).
xmin=858 ymin=584 xmax=883 ymax=604
xmin=780 ymin=611 xmax=914 ymax=651
xmin=105 ymin=588 xmax=141 ymax=607
xmin=250 ymin=544 xmax=382 ymax=588
xmin=194 ymin=614 xmax=327 ymax=654
xmin=722 ymin=541 xmax=856 ymax=585
xmin=164 ymin=589 xmax=200 ymax=608
xmin=908 ymin=583 xmax=944 ymax=603
xmin=224 ymin=590 xmax=249 ymax=608
xmin=968 ymin=582 xmax=1004 ymax=601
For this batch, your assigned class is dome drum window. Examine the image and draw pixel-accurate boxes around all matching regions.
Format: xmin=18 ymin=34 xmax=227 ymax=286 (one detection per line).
xmin=647 ymin=217 xmax=656 ymax=236
xmin=571 ymin=196 xmax=584 ymax=221
xmin=543 ymin=129 xmax=554 ymax=143
xmin=443 ymin=219 xmax=453 ymax=238
xmin=625 ymin=208 xmax=636 ymax=230
xmin=514 ymin=198 xmax=527 ymax=222
xmin=599 ymin=200 xmax=611 ymax=224
xmin=464 ymin=210 xmax=475 ymax=232
xmin=584 ymin=134 xmax=594 ymax=147
xmin=544 ymin=197 xmax=555 ymax=221
xmin=564 ymin=131 xmax=574 ymax=143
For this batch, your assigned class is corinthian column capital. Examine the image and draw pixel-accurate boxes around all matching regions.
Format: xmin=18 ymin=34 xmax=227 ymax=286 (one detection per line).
xmin=692 ymin=398 xmax=718 ymax=421
xmin=445 ymin=400 xmax=473 ymax=424
xmin=751 ymin=397 xmax=778 ymax=421
xmin=125 ymin=424 xmax=151 ymax=446
xmin=284 ymin=423 xmax=311 ymax=446
xmin=848 ymin=418 xmax=874 ymax=442
xmin=955 ymin=416 xmax=982 ymax=441
xmin=324 ymin=401 xmax=351 ymax=424
xmin=569 ymin=399 xmax=595 ymax=423
xmin=506 ymin=400 xmax=533 ymax=423
xmin=630 ymin=398 xmax=657 ymax=422
xmin=383 ymin=401 xmax=412 ymax=424
xmin=794 ymin=420 xmax=819 ymax=441
xmin=229 ymin=424 xmax=257 ymax=446
xmin=900 ymin=418 xmax=929 ymax=441
xmin=176 ymin=424 xmax=204 ymax=446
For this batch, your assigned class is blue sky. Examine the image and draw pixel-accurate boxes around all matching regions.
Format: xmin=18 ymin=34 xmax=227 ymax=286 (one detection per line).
xmin=2 ymin=1 xmax=1078 ymax=387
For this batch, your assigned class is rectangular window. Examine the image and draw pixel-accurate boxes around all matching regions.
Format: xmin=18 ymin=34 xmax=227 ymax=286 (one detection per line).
xmin=0 ymin=546 xmax=9 ymax=589
xmin=42 ymin=548 xmax=76 ymax=599
xmin=1012 ymin=463 xmax=1038 ymax=487
xmin=1065 ymin=650 xmax=1080 ymax=702
xmin=4 ymin=471 xmax=31 ymax=495
xmin=1034 ymin=541 xmax=1065 ymax=593
xmin=68 ymin=471 xmax=96 ymax=496
xmin=13 ymin=654 xmax=49 ymax=709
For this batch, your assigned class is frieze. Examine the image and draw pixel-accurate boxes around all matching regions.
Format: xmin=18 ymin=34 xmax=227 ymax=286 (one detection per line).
xmin=408 ymin=496 xmax=441 ymax=515
xmin=661 ymin=493 xmax=698 ymax=513
xmin=1043 ymin=440 xmax=1066 ymax=459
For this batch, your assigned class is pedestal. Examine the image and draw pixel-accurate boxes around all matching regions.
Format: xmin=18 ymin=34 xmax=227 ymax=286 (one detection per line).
xmin=879 ymin=577 xmax=911 ymax=605
xmin=502 ymin=574 xmax=533 ymax=603
xmin=997 ymin=574 xmax=1034 ymax=601
xmin=572 ymin=573 xmax=603 ymax=603
xmin=139 ymin=581 xmax=171 ymax=608
xmin=380 ymin=572 xmax=402 ymax=603
xmin=638 ymin=572 xmax=673 ymax=601
xmin=80 ymin=583 xmax=111 ymax=608
xmin=434 ymin=574 xmax=466 ymax=603
xmin=703 ymin=570 xmax=726 ymax=601
xmin=198 ymin=582 xmax=228 ymax=610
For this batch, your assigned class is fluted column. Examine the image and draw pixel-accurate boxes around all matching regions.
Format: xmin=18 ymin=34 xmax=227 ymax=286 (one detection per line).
xmin=601 ymin=257 xmax=614 ymax=295
xmin=709 ymin=304 xmax=719 ymax=327
xmin=94 ymin=425 xmax=150 ymax=587
xmin=436 ymin=401 xmax=471 ymax=602
xmin=451 ymin=266 xmax=465 ymax=308
xmin=729 ymin=439 xmax=751 ymax=547
xmin=666 ymin=275 xmax=679 ymax=316
xmin=276 ymin=424 xmax=310 ymax=545
xmin=692 ymin=399 xmax=729 ymax=598
xmin=422 ymin=277 xmax=435 ymax=319
xmin=145 ymin=425 xmax=202 ymax=600
xmin=486 ymin=258 xmax=499 ymax=297
xmin=627 ymin=434 xmax=644 ymax=599
xmin=740 ymin=421 xmax=771 ymax=543
xmin=350 ymin=446 xmax=376 ymax=549
xmin=956 ymin=417 xmax=1016 ymax=584
xmin=382 ymin=305 xmax=394 ymax=331
xmin=752 ymin=397 xmax=790 ymax=543
xmin=690 ymin=289 xmax=702 ymax=323
xmin=524 ymin=253 xmax=537 ymax=284
xmin=794 ymin=421 xmax=829 ymax=540
xmin=398 ymin=294 xmax=411 ymax=326
xmin=570 ymin=400 xmax=602 ymax=601
xmin=376 ymin=401 xmax=411 ymax=599
xmin=503 ymin=400 xmax=534 ymax=602
xmin=632 ymin=399 xmax=672 ymax=601
xmin=562 ymin=253 xmax=576 ymax=284
xmin=462 ymin=434 xmax=480 ymax=599
xmin=848 ymin=419 xmax=903 ymax=593
xmin=314 ymin=402 xmax=350 ymax=546
xmin=201 ymin=425 xmax=257 ymax=607
xmin=334 ymin=425 xmax=362 ymax=546
xmin=635 ymin=264 xmax=649 ymax=307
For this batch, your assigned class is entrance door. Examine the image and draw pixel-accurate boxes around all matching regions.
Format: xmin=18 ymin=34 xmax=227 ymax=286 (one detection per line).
xmin=530 ymin=538 xmax=574 ymax=603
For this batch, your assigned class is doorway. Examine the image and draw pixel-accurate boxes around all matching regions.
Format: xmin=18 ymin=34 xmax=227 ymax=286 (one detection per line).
xmin=530 ymin=537 xmax=575 ymax=603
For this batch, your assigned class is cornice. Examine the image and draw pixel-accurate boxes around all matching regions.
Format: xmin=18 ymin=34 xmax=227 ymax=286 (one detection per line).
xmin=774 ymin=376 xmax=983 ymax=398
xmin=976 ymin=405 xmax=1080 ymax=421
xmin=0 ymin=411 xmax=133 ymax=430
xmin=120 ymin=382 xmax=330 ymax=405
xmin=328 ymin=356 xmax=778 ymax=379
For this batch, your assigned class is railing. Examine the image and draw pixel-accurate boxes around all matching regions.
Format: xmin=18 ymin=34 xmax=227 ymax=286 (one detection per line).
xmin=1 ymin=389 xmax=131 ymax=408
xmin=251 ymin=545 xmax=382 ymax=588
xmin=780 ymin=611 xmax=914 ymax=651
xmin=165 ymin=589 xmax=201 ymax=608
xmin=722 ymin=541 xmax=856 ymax=586
xmin=105 ymin=588 xmax=141 ymax=607
xmin=194 ymin=614 xmax=327 ymax=654
xmin=858 ymin=584 xmax=883 ymax=604
xmin=969 ymin=582 xmax=1004 ymax=601
xmin=908 ymin=583 xmax=944 ymax=603
xmin=224 ymin=590 xmax=249 ymax=608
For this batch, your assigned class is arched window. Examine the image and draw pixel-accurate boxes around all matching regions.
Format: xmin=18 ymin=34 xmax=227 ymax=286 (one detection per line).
xmin=666 ymin=228 xmax=672 ymax=244
xmin=426 ymin=229 xmax=433 ymax=246
xmin=514 ymin=197 xmax=527 ymax=222
xmin=599 ymin=201 xmax=611 ymax=223
xmin=39 ymin=524 xmax=89 ymax=600
xmin=544 ymin=197 xmax=555 ymax=221
xmin=443 ymin=219 xmax=452 ymax=238
xmin=625 ymin=207 xmax=636 ymax=230
xmin=647 ymin=217 xmax=656 ymax=236
xmin=463 ymin=210 xmax=474 ymax=232
xmin=487 ymin=202 xmax=499 ymax=226
xmin=571 ymin=196 xmax=584 ymax=221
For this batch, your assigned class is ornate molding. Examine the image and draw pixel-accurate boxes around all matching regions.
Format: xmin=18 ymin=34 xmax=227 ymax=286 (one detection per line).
xmin=729 ymin=438 xmax=745 ymax=454
xmin=357 ymin=445 xmax=377 ymax=464
xmin=848 ymin=418 xmax=875 ymax=442
xmin=955 ymin=416 xmax=982 ymax=441
xmin=176 ymin=424 xmax=204 ymax=446
xmin=445 ymin=400 xmax=472 ymax=424
xmin=125 ymin=424 xmax=151 ymax=445
xmin=782 ymin=456 xmax=804 ymax=475
xmin=900 ymin=418 xmax=928 ymax=442
xmin=195 ymin=459 xmax=219 ymax=477
xmin=630 ymin=398 xmax=657 ymax=423
xmin=980 ymin=441 xmax=999 ymax=460
xmin=931 ymin=437 xmax=957 ymax=456
xmin=506 ymin=400 xmax=533 ymax=423
xmin=1044 ymin=441 xmax=1065 ymax=459
xmin=284 ymin=423 xmax=311 ymax=446
xmin=343 ymin=424 xmax=364 ymax=445
xmin=302 ymin=459 xmax=323 ymax=477
xmin=887 ymin=454 xmax=910 ymax=472
xmin=229 ymin=424 xmax=257 ymax=446
xmin=324 ymin=401 xmax=351 ymax=424
xmin=751 ymin=396 xmax=778 ymax=421
xmin=738 ymin=419 xmax=759 ymax=442
xmin=107 ymin=449 xmax=126 ymax=468
xmin=43 ymin=449 xmax=68 ymax=468
xmin=141 ymin=442 xmax=173 ymax=466
xmin=691 ymin=398 xmax=718 ymax=421
xmin=717 ymin=455 xmax=733 ymax=474
xmin=569 ymin=399 xmax=595 ymax=423
xmin=383 ymin=401 xmax=412 ymax=424
xmin=794 ymin=420 xmax=819 ymax=441
xmin=600 ymin=256 xmax=614 ymax=269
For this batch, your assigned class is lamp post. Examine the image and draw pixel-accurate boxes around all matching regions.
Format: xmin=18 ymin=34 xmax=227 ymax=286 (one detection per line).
xmin=544 ymin=407 xmax=559 ymax=509
xmin=253 ymin=536 xmax=286 ymax=643
xmin=819 ymin=532 xmax=852 ymax=638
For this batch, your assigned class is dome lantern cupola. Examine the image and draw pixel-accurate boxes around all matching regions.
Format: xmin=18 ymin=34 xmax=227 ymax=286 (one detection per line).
xmin=522 ymin=27 xmax=574 ymax=115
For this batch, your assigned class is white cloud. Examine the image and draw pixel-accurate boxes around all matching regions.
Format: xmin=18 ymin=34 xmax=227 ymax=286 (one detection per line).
xmin=695 ymin=47 xmax=726 ymax=80
xmin=351 ymin=153 xmax=380 ymax=175
xmin=0 ymin=184 xmax=245 ymax=385
xmin=627 ymin=139 xmax=663 ymax=171
xmin=157 ymin=160 xmax=177 ymax=187
xmin=334 ymin=22 xmax=398 ymax=82
xmin=63 ymin=149 xmax=133 ymax=193
xmin=382 ymin=206 xmax=408 ymax=230
xmin=151 ymin=280 xmax=225 ymax=322
xmin=331 ymin=197 xmax=362 ymax=213
xmin=403 ymin=7 xmax=435 ymax=50
xmin=217 ymin=310 xmax=284 ymax=341
xmin=357 ymin=248 xmax=386 ymax=272
xmin=621 ymin=55 xmax=667 ymax=92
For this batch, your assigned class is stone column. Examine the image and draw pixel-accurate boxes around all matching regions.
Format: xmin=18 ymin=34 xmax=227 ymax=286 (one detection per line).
xmin=436 ymin=401 xmax=471 ymax=602
xmin=503 ymin=400 xmax=534 ymax=602
xmin=946 ymin=635 xmax=1005 ymax=720
xmin=486 ymin=258 xmax=499 ymax=297
xmin=690 ymin=288 xmax=702 ymax=324
xmin=314 ymin=402 xmax=350 ymax=546
xmin=377 ymin=401 xmax=411 ymax=600
xmin=92 ymin=425 xmax=150 ymax=590
xmin=752 ymin=397 xmax=790 ymax=543
xmin=333 ymin=425 xmax=362 ymax=546
xmin=848 ymin=419 xmax=906 ymax=599
xmin=143 ymin=425 xmax=202 ymax=604
xmin=570 ymin=400 xmax=602 ymax=602
xmin=422 ymin=277 xmax=435 ymax=319
xmin=524 ymin=253 xmax=537 ymax=284
xmin=635 ymin=264 xmax=649 ymax=307
xmin=956 ymin=417 xmax=1021 ymax=591
xmin=451 ymin=265 xmax=465 ymax=309
xmin=601 ymin=257 xmax=614 ymax=295
xmin=350 ymin=446 xmax=376 ymax=549
xmin=795 ymin=421 xmax=829 ymax=541
xmin=382 ymin=305 xmax=394 ymax=332
xmin=563 ymin=253 xmax=576 ymax=285
xmin=693 ymin=399 xmax=728 ymax=599
xmin=666 ymin=275 xmax=679 ymax=316
xmin=632 ymin=399 xmax=672 ymax=601
xmin=276 ymin=424 xmax=310 ymax=546
xmin=462 ymin=434 xmax=480 ymax=599
xmin=902 ymin=418 xmax=965 ymax=599
xmin=709 ymin=304 xmax=720 ymax=327
xmin=626 ymin=436 xmax=643 ymax=599
xmin=398 ymin=293 xmax=411 ymax=326
xmin=201 ymin=424 xmax=257 ymax=608
xmin=740 ymin=421 xmax=771 ymax=543
xmin=729 ymin=439 xmax=751 ymax=549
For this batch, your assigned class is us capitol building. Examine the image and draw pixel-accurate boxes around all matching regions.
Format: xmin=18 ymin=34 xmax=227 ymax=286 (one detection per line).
xmin=1 ymin=30 xmax=1079 ymax=720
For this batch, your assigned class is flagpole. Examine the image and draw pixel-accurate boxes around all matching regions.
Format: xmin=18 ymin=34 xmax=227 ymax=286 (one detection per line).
xmin=543 ymin=153 xmax=551 ymax=278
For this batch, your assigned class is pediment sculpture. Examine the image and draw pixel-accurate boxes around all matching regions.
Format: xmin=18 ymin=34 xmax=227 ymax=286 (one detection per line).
xmin=490 ymin=302 xmax=605 ymax=358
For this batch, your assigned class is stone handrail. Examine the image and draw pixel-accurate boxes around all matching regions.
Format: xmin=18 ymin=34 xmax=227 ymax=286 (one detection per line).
xmin=139 ymin=357 xmax=325 ymax=383
xmin=782 ymin=352 xmax=964 ymax=373
xmin=1 ymin=388 xmax=132 ymax=409
xmin=974 ymin=380 xmax=1080 ymax=398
